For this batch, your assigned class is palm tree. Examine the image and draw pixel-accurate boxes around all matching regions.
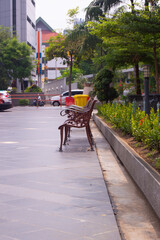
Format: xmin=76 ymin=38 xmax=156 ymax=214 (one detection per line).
xmin=85 ymin=0 xmax=122 ymax=21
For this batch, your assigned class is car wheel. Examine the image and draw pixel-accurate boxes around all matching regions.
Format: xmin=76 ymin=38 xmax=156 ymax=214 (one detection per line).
xmin=53 ymin=101 xmax=60 ymax=106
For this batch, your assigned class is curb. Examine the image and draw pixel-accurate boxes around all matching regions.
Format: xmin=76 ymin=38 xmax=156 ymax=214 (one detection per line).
xmin=93 ymin=113 xmax=160 ymax=220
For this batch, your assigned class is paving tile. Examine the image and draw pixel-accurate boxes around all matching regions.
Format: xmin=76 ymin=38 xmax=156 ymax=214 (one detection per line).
xmin=14 ymin=228 xmax=80 ymax=240
xmin=0 ymin=107 xmax=121 ymax=240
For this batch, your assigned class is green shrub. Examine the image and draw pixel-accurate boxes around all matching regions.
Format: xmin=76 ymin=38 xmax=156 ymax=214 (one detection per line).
xmin=25 ymin=84 xmax=42 ymax=93
xmin=94 ymin=67 xmax=118 ymax=102
xmin=11 ymin=87 xmax=17 ymax=93
xmin=98 ymin=103 xmax=160 ymax=152
xmin=98 ymin=102 xmax=132 ymax=134
xmin=19 ymin=99 xmax=29 ymax=106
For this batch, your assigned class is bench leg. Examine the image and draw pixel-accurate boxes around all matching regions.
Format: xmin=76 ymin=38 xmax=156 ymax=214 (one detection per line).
xmin=88 ymin=124 xmax=94 ymax=145
xmin=86 ymin=125 xmax=94 ymax=151
xmin=59 ymin=126 xmax=63 ymax=152
xmin=64 ymin=125 xmax=68 ymax=145
xmin=68 ymin=126 xmax=71 ymax=138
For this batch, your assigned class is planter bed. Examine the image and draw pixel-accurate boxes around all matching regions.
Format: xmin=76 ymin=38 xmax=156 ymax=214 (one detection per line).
xmin=93 ymin=113 xmax=160 ymax=220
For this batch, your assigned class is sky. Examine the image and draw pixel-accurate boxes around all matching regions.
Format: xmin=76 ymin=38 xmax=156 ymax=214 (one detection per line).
xmin=35 ymin=0 xmax=92 ymax=32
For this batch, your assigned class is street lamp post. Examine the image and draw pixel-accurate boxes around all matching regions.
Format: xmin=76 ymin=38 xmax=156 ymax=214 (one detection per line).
xmin=143 ymin=65 xmax=150 ymax=115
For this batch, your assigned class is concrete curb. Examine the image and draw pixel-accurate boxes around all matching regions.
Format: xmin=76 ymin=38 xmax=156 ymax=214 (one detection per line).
xmin=93 ymin=113 xmax=160 ymax=220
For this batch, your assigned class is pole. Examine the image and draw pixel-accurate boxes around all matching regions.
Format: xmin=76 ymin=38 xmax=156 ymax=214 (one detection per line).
xmin=37 ymin=95 xmax=39 ymax=107
xmin=144 ymin=76 xmax=150 ymax=115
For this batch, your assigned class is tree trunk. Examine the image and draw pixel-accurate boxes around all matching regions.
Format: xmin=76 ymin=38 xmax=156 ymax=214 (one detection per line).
xmin=145 ymin=0 xmax=149 ymax=8
xmin=153 ymin=42 xmax=159 ymax=94
xmin=134 ymin=63 xmax=141 ymax=95
xmin=130 ymin=0 xmax=134 ymax=11
xmin=68 ymin=53 xmax=73 ymax=97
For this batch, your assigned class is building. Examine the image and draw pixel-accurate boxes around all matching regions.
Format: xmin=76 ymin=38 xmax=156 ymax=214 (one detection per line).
xmin=73 ymin=18 xmax=84 ymax=27
xmin=0 ymin=0 xmax=36 ymax=91
xmin=36 ymin=17 xmax=68 ymax=88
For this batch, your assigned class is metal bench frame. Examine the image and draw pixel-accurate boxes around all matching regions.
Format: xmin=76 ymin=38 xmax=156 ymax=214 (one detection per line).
xmin=58 ymin=100 xmax=96 ymax=152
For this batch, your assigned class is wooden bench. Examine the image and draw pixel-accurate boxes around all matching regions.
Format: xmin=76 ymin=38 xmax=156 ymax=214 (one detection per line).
xmin=58 ymin=100 xmax=96 ymax=152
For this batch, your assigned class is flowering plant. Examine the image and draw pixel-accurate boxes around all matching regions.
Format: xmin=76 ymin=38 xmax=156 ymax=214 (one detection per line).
xmin=98 ymin=103 xmax=160 ymax=152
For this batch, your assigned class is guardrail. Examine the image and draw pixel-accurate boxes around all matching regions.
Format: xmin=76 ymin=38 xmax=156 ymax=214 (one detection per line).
xmin=11 ymin=93 xmax=62 ymax=107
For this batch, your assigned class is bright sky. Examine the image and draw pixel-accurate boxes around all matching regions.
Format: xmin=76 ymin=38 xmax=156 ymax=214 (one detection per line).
xmin=35 ymin=0 xmax=92 ymax=32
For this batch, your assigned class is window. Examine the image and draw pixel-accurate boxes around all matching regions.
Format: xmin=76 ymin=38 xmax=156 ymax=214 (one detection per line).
xmin=71 ymin=90 xmax=83 ymax=95
xmin=27 ymin=41 xmax=31 ymax=47
xmin=27 ymin=16 xmax=35 ymax=30
xmin=62 ymin=92 xmax=69 ymax=97
xmin=32 ymin=23 xmax=35 ymax=29
xmin=31 ymin=0 xmax=35 ymax=6
xmin=12 ymin=0 xmax=16 ymax=33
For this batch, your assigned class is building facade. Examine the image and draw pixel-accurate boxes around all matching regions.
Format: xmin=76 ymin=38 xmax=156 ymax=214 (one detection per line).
xmin=36 ymin=17 xmax=68 ymax=89
xmin=0 ymin=0 xmax=36 ymax=90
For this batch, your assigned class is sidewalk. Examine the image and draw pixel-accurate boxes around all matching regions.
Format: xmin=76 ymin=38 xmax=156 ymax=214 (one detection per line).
xmin=0 ymin=107 xmax=121 ymax=240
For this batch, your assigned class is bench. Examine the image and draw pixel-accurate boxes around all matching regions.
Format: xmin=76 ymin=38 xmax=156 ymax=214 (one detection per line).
xmin=58 ymin=99 xmax=96 ymax=152
xmin=60 ymin=98 xmax=92 ymax=117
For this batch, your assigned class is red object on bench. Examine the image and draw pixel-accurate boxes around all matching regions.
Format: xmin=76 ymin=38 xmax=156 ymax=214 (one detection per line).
xmin=65 ymin=97 xmax=75 ymax=106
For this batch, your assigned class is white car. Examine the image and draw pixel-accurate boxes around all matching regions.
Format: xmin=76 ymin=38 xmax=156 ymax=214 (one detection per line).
xmin=0 ymin=90 xmax=12 ymax=110
xmin=50 ymin=89 xmax=83 ymax=106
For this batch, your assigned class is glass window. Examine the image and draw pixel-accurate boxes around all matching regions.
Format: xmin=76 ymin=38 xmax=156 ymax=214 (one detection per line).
xmin=62 ymin=92 xmax=69 ymax=97
xmin=72 ymin=91 xmax=83 ymax=95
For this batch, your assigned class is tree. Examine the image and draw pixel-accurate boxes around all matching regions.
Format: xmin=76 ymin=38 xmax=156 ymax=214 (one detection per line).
xmin=94 ymin=67 xmax=118 ymax=102
xmin=124 ymin=9 xmax=160 ymax=93
xmin=57 ymin=67 xmax=83 ymax=82
xmin=88 ymin=6 xmax=160 ymax=94
xmin=4 ymin=38 xmax=35 ymax=92
xmin=67 ymin=7 xmax=79 ymax=26
xmin=0 ymin=26 xmax=13 ymax=88
xmin=0 ymin=27 xmax=35 ymax=91
xmin=46 ymin=26 xmax=86 ymax=96
xmin=88 ymin=13 xmax=144 ymax=94
xmin=85 ymin=0 xmax=122 ymax=21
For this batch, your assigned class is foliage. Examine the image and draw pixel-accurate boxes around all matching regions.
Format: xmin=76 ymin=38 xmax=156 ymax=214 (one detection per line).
xmin=0 ymin=26 xmax=35 ymax=91
xmin=88 ymin=7 xmax=160 ymax=94
xmin=19 ymin=99 xmax=29 ymax=106
xmin=58 ymin=67 xmax=83 ymax=82
xmin=0 ymin=26 xmax=13 ymax=88
xmin=10 ymin=87 xmax=17 ymax=94
xmin=77 ymin=59 xmax=98 ymax=75
xmin=46 ymin=26 xmax=87 ymax=96
xmin=74 ymin=73 xmax=88 ymax=89
xmin=0 ymin=78 xmax=8 ymax=90
xmin=94 ymin=67 xmax=118 ymax=102
xmin=58 ymin=67 xmax=90 ymax=88
xmin=98 ymin=103 xmax=160 ymax=154
xmin=67 ymin=7 xmax=79 ymax=26
xmin=85 ymin=0 xmax=121 ymax=21
xmin=24 ymin=84 xmax=42 ymax=93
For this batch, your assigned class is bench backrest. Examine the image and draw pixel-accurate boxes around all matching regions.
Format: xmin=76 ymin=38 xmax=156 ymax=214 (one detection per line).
xmin=67 ymin=100 xmax=96 ymax=128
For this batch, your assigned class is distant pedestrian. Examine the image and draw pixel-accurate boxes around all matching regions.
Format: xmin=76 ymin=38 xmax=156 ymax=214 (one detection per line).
xmin=38 ymin=94 xmax=41 ymax=101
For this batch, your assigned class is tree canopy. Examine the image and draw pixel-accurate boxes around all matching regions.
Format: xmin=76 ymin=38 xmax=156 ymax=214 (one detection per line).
xmin=88 ymin=5 xmax=160 ymax=93
xmin=45 ymin=24 xmax=87 ymax=96
xmin=0 ymin=26 xmax=35 ymax=91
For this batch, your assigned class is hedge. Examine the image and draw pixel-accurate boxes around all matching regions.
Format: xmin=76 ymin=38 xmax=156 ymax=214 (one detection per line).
xmin=97 ymin=102 xmax=160 ymax=152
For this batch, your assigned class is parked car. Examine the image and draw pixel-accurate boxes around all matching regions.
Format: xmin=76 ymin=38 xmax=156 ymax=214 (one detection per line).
xmin=0 ymin=90 xmax=12 ymax=110
xmin=50 ymin=89 xmax=83 ymax=106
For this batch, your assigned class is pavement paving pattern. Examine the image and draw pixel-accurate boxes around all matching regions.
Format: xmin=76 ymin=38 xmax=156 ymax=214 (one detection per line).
xmin=0 ymin=107 xmax=121 ymax=240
